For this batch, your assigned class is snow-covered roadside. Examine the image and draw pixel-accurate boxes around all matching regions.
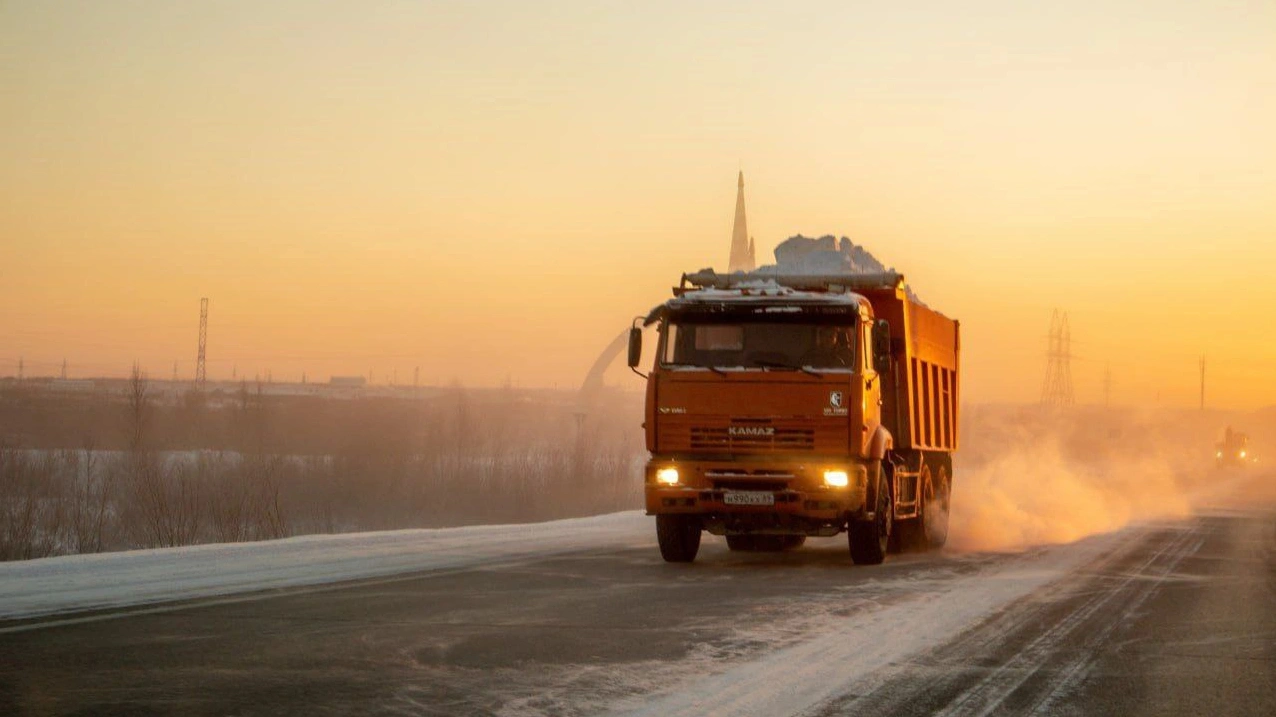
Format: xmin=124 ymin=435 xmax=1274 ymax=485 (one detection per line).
xmin=0 ymin=512 xmax=650 ymax=621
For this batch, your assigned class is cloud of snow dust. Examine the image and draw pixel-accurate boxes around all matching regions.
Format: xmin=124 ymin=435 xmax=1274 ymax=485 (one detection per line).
xmin=947 ymin=433 xmax=1191 ymax=551
xmin=945 ymin=406 xmax=1229 ymax=552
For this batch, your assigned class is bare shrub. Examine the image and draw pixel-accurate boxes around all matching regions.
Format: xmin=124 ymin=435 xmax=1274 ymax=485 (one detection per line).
xmin=0 ymin=445 xmax=68 ymax=560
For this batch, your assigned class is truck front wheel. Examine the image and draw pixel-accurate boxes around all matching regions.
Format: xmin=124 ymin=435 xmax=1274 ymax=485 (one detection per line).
xmin=656 ymin=515 xmax=702 ymax=563
xmin=849 ymin=471 xmax=892 ymax=565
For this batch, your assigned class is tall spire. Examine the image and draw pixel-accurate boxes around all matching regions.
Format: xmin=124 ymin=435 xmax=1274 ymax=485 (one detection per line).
xmin=728 ymin=171 xmax=754 ymax=272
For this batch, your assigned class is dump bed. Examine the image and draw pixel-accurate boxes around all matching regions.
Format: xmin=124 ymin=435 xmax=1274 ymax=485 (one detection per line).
xmin=859 ymin=287 xmax=960 ymax=453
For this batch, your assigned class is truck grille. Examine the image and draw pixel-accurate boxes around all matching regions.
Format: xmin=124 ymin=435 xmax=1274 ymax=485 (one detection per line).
xmin=657 ymin=415 xmax=843 ymax=455
xmin=689 ymin=426 xmax=815 ymax=452
xmin=705 ymin=469 xmax=794 ymax=492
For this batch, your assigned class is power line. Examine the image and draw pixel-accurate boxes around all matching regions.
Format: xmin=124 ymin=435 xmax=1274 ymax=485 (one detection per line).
xmin=1041 ymin=309 xmax=1075 ymax=406
xmin=196 ymin=298 xmax=208 ymax=388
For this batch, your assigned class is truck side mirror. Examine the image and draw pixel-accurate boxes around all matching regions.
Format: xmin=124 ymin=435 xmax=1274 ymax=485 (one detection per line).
xmin=872 ymin=320 xmax=891 ymax=374
xmin=627 ymin=327 xmax=643 ymax=368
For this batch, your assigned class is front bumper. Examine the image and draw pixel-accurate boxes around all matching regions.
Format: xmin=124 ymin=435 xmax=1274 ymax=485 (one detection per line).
xmin=644 ymin=458 xmax=869 ymax=536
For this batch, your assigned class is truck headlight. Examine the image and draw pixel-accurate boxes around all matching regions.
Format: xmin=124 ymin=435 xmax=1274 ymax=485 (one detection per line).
xmin=823 ymin=470 xmax=849 ymax=488
xmin=1240 ymin=451 xmax=1247 ymax=458
xmin=656 ymin=467 xmax=680 ymax=485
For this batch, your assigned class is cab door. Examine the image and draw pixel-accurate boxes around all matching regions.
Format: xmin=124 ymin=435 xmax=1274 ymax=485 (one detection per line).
xmin=858 ymin=316 xmax=882 ymax=457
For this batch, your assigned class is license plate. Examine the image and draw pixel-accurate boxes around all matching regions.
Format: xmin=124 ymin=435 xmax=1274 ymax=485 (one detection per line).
xmin=723 ymin=491 xmax=775 ymax=506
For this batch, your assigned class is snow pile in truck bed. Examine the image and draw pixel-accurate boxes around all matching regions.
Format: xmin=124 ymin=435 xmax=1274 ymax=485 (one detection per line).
xmin=757 ymin=234 xmax=924 ymax=304
xmin=770 ymin=234 xmax=892 ymax=275
xmin=0 ymin=512 xmax=650 ymax=621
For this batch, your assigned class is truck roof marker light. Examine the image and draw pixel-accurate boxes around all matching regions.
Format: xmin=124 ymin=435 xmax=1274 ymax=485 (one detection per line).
xmin=656 ymin=467 xmax=680 ymax=485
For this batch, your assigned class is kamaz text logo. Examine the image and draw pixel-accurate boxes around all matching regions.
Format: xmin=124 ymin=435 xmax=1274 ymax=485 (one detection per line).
xmin=728 ymin=426 xmax=775 ymax=437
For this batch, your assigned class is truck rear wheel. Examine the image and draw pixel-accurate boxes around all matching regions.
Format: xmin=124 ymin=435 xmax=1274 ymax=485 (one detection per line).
xmin=849 ymin=471 xmax=892 ymax=565
xmin=894 ymin=464 xmax=930 ymax=552
xmin=656 ymin=515 xmax=702 ymax=563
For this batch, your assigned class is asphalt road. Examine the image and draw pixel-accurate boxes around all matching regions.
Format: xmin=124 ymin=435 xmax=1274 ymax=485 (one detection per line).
xmin=2 ymin=497 xmax=1273 ymax=715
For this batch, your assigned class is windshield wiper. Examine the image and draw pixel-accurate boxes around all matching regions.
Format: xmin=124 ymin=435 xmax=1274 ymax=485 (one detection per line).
xmin=753 ymin=359 xmax=823 ymax=377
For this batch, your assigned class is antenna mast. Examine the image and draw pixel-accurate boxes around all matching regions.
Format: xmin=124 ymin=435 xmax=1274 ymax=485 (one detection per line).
xmin=196 ymin=298 xmax=209 ymax=388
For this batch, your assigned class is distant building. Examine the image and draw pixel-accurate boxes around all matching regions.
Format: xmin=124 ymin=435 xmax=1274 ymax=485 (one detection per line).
xmin=48 ymin=379 xmax=96 ymax=392
xmin=329 ymin=376 xmax=367 ymax=388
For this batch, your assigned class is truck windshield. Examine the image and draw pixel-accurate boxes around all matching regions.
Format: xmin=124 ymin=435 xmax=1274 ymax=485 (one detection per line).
xmin=661 ymin=319 xmax=857 ymax=371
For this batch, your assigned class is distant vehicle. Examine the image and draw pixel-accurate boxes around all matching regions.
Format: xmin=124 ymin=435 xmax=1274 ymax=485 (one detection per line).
xmin=629 ymin=269 xmax=959 ymax=565
xmin=1215 ymin=426 xmax=1254 ymax=467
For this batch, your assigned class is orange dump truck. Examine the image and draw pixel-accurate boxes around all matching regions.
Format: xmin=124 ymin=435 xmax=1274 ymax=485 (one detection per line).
xmin=627 ymin=270 xmax=960 ymax=564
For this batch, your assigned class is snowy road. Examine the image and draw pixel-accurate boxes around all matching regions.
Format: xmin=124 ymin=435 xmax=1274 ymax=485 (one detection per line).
xmin=2 ymin=488 xmax=1274 ymax=715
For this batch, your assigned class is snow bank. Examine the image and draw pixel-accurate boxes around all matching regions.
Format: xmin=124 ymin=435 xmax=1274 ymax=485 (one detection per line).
xmin=0 ymin=512 xmax=649 ymax=621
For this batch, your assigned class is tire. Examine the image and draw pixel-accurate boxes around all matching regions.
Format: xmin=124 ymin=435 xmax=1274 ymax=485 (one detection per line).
xmin=849 ymin=470 xmax=892 ymax=565
xmin=656 ymin=514 xmax=702 ymax=563
xmin=925 ymin=463 xmax=951 ymax=549
xmin=894 ymin=464 xmax=930 ymax=553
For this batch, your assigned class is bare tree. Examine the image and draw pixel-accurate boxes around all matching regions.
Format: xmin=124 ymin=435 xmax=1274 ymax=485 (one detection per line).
xmin=127 ymin=364 xmax=151 ymax=455
xmin=237 ymin=381 xmax=288 ymax=539
xmin=70 ymin=437 xmax=113 ymax=553
xmin=124 ymin=364 xmax=200 ymax=547
xmin=209 ymin=452 xmax=251 ymax=542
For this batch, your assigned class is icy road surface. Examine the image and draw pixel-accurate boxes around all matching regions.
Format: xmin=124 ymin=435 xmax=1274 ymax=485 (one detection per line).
xmin=2 ymin=479 xmax=1274 ymax=716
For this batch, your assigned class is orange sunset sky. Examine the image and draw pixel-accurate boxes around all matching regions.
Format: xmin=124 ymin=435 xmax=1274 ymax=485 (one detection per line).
xmin=2 ymin=1 xmax=1274 ymax=408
